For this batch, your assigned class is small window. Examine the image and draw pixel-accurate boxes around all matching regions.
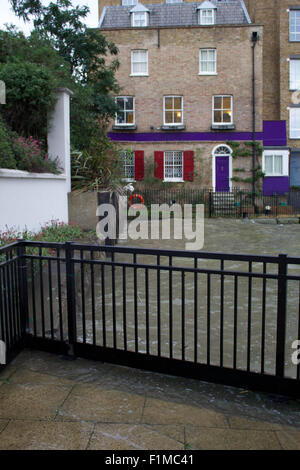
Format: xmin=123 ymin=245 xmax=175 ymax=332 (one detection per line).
xmin=290 ymin=59 xmax=300 ymax=90
xmin=131 ymin=11 xmax=148 ymax=27
xmin=290 ymin=107 xmax=300 ymax=138
xmin=164 ymin=151 xmax=183 ymax=181
xmin=290 ymin=10 xmax=300 ymax=42
xmin=165 ymin=0 xmax=183 ymax=3
xmin=164 ymin=96 xmax=183 ymax=125
xmin=263 ymin=151 xmax=289 ymax=177
xmin=213 ymin=95 xmax=233 ymax=125
xmin=122 ymin=0 xmax=138 ymax=5
xmin=131 ymin=50 xmax=148 ymax=76
xmin=115 ymin=96 xmax=135 ymax=126
xmin=199 ymin=9 xmax=215 ymax=25
xmin=121 ymin=150 xmax=135 ymax=180
xmin=199 ymin=49 xmax=216 ymax=74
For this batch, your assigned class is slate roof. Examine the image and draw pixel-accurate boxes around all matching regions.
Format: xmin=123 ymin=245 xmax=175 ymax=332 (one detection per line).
xmin=99 ymin=0 xmax=251 ymax=29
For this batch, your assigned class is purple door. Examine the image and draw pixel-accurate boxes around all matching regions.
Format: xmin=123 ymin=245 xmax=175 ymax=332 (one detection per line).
xmin=215 ymin=156 xmax=229 ymax=192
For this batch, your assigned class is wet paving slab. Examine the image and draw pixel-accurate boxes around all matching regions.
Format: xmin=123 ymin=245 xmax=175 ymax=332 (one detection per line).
xmin=0 ymin=349 xmax=300 ymax=450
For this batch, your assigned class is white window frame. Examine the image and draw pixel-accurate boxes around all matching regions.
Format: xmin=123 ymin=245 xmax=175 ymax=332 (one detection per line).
xmin=199 ymin=49 xmax=217 ymax=75
xmin=121 ymin=150 xmax=135 ymax=181
xmin=131 ymin=50 xmax=148 ymax=76
xmin=290 ymin=10 xmax=300 ymax=42
xmin=131 ymin=12 xmax=148 ymax=27
xmin=163 ymin=96 xmax=183 ymax=126
xmin=290 ymin=107 xmax=300 ymax=139
xmin=199 ymin=9 xmax=215 ymax=25
xmin=115 ymin=96 xmax=135 ymax=126
xmin=262 ymin=150 xmax=289 ymax=177
xmin=212 ymin=95 xmax=233 ymax=125
xmin=289 ymin=59 xmax=300 ymax=90
xmin=164 ymin=151 xmax=184 ymax=182
xmin=166 ymin=0 xmax=183 ymax=2
xmin=122 ymin=0 xmax=138 ymax=5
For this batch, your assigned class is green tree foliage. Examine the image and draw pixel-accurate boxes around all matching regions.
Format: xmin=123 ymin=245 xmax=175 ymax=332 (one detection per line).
xmin=0 ymin=113 xmax=16 ymax=168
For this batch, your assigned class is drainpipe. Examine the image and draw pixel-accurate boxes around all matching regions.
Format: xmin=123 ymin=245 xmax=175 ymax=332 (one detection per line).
xmin=251 ymin=31 xmax=259 ymax=211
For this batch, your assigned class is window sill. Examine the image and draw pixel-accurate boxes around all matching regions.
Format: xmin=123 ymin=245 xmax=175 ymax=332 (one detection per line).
xmin=163 ymin=179 xmax=184 ymax=183
xmin=112 ymin=125 xmax=137 ymax=131
xmin=161 ymin=125 xmax=186 ymax=131
xmin=211 ymin=124 xmax=235 ymax=130
xmin=199 ymin=72 xmax=217 ymax=76
xmin=130 ymin=74 xmax=149 ymax=77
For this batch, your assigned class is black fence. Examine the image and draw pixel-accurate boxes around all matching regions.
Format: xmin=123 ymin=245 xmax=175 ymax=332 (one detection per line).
xmin=135 ymin=189 xmax=300 ymax=218
xmin=1 ymin=240 xmax=300 ymax=397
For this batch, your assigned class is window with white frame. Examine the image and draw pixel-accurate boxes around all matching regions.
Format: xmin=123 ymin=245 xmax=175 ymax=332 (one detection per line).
xmin=121 ymin=150 xmax=135 ymax=180
xmin=199 ymin=49 xmax=216 ymax=74
xmin=164 ymin=96 xmax=183 ymax=125
xmin=290 ymin=9 xmax=300 ymax=42
xmin=131 ymin=50 xmax=148 ymax=76
xmin=263 ymin=151 xmax=289 ymax=176
xmin=198 ymin=9 xmax=215 ymax=25
xmin=164 ymin=151 xmax=183 ymax=181
xmin=131 ymin=11 xmax=148 ymax=27
xmin=122 ymin=0 xmax=137 ymax=5
xmin=166 ymin=0 xmax=183 ymax=2
xmin=115 ymin=96 xmax=135 ymax=126
xmin=290 ymin=59 xmax=300 ymax=90
xmin=213 ymin=95 xmax=233 ymax=125
xmin=290 ymin=107 xmax=300 ymax=138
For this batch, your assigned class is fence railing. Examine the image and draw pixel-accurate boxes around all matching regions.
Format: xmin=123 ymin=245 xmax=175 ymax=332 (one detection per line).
xmin=1 ymin=240 xmax=300 ymax=397
xmin=135 ymin=189 xmax=300 ymax=218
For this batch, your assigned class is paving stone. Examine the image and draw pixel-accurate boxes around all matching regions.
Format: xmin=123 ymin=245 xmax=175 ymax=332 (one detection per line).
xmin=228 ymin=415 xmax=300 ymax=432
xmin=0 ymin=419 xmax=9 ymax=433
xmin=58 ymin=384 xmax=145 ymax=423
xmin=185 ymin=426 xmax=282 ymax=450
xmin=0 ymin=383 xmax=72 ymax=420
xmin=256 ymin=218 xmax=277 ymax=224
xmin=0 ymin=419 xmax=93 ymax=450
xmin=8 ymin=368 xmax=74 ymax=386
xmin=88 ymin=423 xmax=184 ymax=450
xmin=0 ymin=365 xmax=17 ymax=382
xmin=142 ymin=397 xmax=228 ymax=427
xmin=275 ymin=430 xmax=300 ymax=450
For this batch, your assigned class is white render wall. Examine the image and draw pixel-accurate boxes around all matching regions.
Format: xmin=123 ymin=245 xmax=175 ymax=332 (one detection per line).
xmin=0 ymin=169 xmax=68 ymax=232
xmin=0 ymin=88 xmax=72 ymax=234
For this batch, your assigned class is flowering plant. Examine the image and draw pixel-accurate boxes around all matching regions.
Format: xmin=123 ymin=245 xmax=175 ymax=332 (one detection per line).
xmin=12 ymin=136 xmax=61 ymax=174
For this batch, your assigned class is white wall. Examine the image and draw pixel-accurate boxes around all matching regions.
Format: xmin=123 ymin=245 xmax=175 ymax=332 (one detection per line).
xmin=0 ymin=169 xmax=68 ymax=233
xmin=0 ymin=88 xmax=73 ymax=234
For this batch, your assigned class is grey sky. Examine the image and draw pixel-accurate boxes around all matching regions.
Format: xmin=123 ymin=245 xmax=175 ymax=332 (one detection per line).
xmin=0 ymin=0 xmax=99 ymax=33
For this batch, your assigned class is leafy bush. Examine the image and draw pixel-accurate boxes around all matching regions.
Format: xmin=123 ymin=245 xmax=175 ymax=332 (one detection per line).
xmin=0 ymin=114 xmax=17 ymax=169
xmin=71 ymin=133 xmax=123 ymax=191
xmin=0 ymin=219 xmax=95 ymax=261
xmin=12 ymin=135 xmax=60 ymax=173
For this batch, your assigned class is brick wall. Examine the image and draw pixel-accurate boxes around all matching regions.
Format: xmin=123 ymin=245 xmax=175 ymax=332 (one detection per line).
xmin=101 ymin=25 xmax=263 ymax=134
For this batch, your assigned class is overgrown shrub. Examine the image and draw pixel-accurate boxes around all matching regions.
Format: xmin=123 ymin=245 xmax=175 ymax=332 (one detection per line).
xmin=0 ymin=114 xmax=16 ymax=169
xmin=12 ymin=135 xmax=60 ymax=173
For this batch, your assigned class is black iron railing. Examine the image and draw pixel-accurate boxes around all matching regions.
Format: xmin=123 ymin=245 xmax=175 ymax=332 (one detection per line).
xmin=134 ymin=189 xmax=300 ymax=218
xmin=1 ymin=240 xmax=300 ymax=397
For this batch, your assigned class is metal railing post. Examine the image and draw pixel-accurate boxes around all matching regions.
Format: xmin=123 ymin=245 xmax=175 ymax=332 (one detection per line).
xmin=17 ymin=240 xmax=29 ymax=339
xmin=65 ymin=242 xmax=76 ymax=357
xmin=276 ymin=254 xmax=288 ymax=378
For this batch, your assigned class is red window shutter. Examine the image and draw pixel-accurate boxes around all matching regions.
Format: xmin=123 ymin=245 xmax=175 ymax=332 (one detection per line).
xmin=154 ymin=151 xmax=164 ymax=179
xmin=134 ymin=150 xmax=144 ymax=180
xmin=183 ymin=151 xmax=194 ymax=181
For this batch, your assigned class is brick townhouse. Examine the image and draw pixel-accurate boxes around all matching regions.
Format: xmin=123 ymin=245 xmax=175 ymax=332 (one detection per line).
xmin=97 ymin=0 xmax=295 ymax=194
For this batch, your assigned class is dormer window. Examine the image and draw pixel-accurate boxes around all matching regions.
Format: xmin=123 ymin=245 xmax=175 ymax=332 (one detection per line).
xmin=199 ymin=9 xmax=215 ymax=25
xmin=197 ymin=1 xmax=217 ymax=25
xmin=122 ymin=0 xmax=137 ymax=5
xmin=130 ymin=4 xmax=150 ymax=27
